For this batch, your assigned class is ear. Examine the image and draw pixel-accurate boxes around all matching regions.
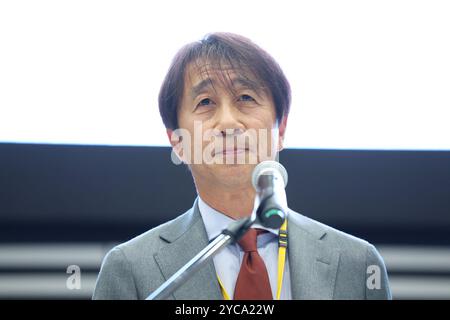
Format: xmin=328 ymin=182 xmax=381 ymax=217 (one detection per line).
xmin=277 ymin=116 xmax=288 ymax=152
xmin=167 ymin=129 xmax=184 ymax=163
xmin=166 ymin=129 xmax=177 ymax=147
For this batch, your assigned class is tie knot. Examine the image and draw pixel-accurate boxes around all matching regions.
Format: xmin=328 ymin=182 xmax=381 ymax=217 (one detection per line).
xmin=237 ymin=228 xmax=267 ymax=252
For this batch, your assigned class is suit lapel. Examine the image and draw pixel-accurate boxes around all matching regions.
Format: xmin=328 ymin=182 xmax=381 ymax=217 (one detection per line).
xmin=154 ymin=199 xmax=223 ymax=300
xmin=287 ymin=212 xmax=341 ymax=299
xmin=153 ymin=201 xmax=340 ymax=300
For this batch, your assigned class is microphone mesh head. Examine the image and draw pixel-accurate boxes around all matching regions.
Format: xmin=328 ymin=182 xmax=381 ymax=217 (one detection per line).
xmin=251 ymin=160 xmax=288 ymax=189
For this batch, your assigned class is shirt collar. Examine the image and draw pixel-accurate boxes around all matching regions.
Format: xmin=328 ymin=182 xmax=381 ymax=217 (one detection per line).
xmin=198 ymin=196 xmax=279 ymax=241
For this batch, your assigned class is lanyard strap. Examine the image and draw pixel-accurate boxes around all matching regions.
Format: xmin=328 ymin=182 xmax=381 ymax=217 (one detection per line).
xmin=217 ymin=219 xmax=288 ymax=300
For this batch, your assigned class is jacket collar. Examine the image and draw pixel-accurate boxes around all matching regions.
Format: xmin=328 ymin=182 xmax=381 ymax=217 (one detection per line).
xmin=155 ymin=198 xmax=340 ymax=300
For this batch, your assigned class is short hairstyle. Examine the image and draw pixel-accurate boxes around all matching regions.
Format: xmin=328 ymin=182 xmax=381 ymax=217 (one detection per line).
xmin=158 ymin=32 xmax=291 ymax=130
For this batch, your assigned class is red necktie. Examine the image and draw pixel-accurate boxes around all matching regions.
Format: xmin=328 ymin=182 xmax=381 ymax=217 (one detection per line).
xmin=233 ymin=228 xmax=273 ymax=300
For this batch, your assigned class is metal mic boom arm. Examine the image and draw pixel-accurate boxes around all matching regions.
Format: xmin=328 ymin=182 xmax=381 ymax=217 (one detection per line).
xmin=146 ymin=214 xmax=256 ymax=300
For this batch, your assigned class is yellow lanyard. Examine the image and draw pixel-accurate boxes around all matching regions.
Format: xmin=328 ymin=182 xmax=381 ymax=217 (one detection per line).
xmin=217 ymin=219 xmax=288 ymax=300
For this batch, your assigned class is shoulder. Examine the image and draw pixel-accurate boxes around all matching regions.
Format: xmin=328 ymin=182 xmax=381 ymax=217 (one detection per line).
xmin=287 ymin=210 xmax=391 ymax=299
xmin=112 ymin=205 xmax=200 ymax=262
xmin=289 ymin=210 xmax=370 ymax=246
xmin=287 ymin=209 xmax=381 ymax=262
xmin=93 ymin=205 xmax=200 ymax=299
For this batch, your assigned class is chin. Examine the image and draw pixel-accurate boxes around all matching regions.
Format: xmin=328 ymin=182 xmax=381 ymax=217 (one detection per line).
xmin=214 ymin=163 xmax=254 ymax=182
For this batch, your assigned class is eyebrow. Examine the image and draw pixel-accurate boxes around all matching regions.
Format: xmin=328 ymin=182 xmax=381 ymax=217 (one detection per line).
xmin=190 ymin=78 xmax=215 ymax=100
xmin=190 ymin=77 xmax=264 ymax=100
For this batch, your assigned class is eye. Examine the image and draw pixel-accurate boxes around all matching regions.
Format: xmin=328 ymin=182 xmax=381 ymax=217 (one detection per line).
xmin=238 ymin=94 xmax=256 ymax=102
xmin=196 ymin=98 xmax=214 ymax=107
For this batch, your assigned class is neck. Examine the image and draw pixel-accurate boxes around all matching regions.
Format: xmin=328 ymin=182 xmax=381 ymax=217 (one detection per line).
xmin=195 ymin=181 xmax=256 ymax=220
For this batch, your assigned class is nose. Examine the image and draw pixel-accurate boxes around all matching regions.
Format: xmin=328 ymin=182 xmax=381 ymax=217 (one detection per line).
xmin=214 ymin=101 xmax=245 ymax=136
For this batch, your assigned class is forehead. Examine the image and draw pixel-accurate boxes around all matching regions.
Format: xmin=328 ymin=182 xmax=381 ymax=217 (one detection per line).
xmin=183 ymin=60 xmax=267 ymax=98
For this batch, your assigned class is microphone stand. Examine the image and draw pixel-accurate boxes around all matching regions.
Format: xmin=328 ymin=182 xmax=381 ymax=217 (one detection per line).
xmin=146 ymin=213 xmax=257 ymax=300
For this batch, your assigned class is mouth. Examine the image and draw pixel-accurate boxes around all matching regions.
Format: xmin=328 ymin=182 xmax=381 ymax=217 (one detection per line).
xmin=213 ymin=148 xmax=249 ymax=157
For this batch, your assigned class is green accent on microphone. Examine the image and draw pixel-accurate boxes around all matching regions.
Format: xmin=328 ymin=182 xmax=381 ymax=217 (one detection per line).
xmin=265 ymin=209 xmax=282 ymax=219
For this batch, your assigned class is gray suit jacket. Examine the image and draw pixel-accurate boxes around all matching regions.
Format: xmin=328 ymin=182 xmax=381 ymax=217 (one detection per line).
xmin=93 ymin=199 xmax=392 ymax=300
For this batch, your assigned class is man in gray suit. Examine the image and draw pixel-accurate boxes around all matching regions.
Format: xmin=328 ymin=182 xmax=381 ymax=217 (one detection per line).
xmin=93 ymin=32 xmax=391 ymax=300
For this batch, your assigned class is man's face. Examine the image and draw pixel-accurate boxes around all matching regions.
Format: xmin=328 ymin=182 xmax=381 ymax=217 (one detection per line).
xmin=168 ymin=61 xmax=287 ymax=189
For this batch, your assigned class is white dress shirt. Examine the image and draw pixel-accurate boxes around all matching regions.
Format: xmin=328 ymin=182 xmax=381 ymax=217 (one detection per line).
xmin=198 ymin=196 xmax=292 ymax=300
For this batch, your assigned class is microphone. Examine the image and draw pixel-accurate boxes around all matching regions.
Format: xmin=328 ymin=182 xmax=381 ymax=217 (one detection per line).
xmin=251 ymin=160 xmax=289 ymax=229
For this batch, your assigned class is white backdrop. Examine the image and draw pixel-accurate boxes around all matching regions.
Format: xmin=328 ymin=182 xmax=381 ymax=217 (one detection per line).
xmin=1 ymin=0 xmax=449 ymax=150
